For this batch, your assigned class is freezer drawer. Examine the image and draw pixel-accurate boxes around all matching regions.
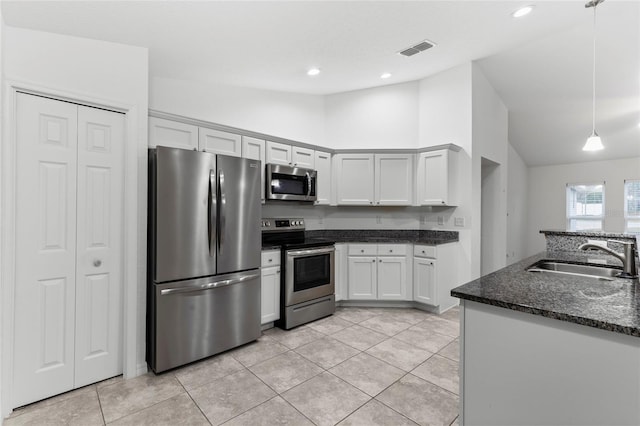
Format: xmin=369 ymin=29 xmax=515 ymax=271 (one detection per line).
xmin=148 ymin=269 xmax=261 ymax=373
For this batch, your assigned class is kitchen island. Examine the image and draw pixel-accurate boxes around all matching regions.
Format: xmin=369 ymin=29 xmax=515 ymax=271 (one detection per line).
xmin=452 ymin=248 xmax=640 ymax=425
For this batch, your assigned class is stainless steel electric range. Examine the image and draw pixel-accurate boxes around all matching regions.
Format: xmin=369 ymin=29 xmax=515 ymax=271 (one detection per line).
xmin=261 ymin=218 xmax=335 ymax=329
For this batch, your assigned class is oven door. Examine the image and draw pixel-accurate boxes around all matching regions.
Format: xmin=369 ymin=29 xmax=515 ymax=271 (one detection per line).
xmin=285 ymin=246 xmax=335 ymax=306
xmin=266 ymin=164 xmax=317 ymax=202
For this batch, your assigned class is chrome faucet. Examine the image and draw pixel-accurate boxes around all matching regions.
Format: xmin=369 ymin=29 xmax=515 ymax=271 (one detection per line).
xmin=578 ymin=240 xmax=638 ymax=278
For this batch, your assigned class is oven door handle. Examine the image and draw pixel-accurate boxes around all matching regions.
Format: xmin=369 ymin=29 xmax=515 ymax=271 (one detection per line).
xmin=287 ymin=246 xmax=335 ymax=257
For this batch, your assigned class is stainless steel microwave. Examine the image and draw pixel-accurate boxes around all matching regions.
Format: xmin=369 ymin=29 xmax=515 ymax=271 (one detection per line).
xmin=266 ymin=163 xmax=317 ymax=202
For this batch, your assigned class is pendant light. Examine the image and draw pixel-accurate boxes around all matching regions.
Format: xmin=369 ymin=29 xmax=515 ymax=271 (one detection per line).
xmin=583 ymin=0 xmax=605 ymax=151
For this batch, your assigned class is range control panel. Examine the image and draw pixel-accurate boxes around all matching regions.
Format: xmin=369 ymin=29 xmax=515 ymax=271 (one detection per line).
xmin=261 ymin=217 xmax=305 ymax=232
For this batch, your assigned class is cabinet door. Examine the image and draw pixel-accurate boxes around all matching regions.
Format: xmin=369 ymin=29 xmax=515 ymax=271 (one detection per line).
xmin=266 ymin=141 xmax=292 ymax=166
xmin=242 ymin=136 xmax=266 ymax=201
xmin=314 ymin=150 xmax=331 ymax=205
xmin=414 ymin=257 xmax=437 ymax=305
xmin=74 ymin=106 xmax=124 ymax=388
xmin=377 ymin=256 xmax=408 ymax=300
xmin=348 ymin=256 xmax=377 ymax=299
xmin=292 ymin=146 xmax=315 ymax=169
xmin=417 ymin=150 xmax=450 ymax=206
xmin=148 ymin=117 xmax=198 ymax=150
xmin=261 ymin=266 xmax=281 ymax=324
xmin=335 ymin=154 xmax=374 ymax=205
xmin=334 ymin=244 xmax=347 ymax=301
xmin=375 ymin=154 xmax=413 ymax=205
xmin=199 ymin=128 xmax=242 ymax=157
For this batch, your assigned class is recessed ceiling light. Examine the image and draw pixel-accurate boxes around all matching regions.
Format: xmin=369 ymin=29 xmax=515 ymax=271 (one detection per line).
xmin=307 ymin=68 xmax=321 ymax=76
xmin=512 ymin=5 xmax=534 ymax=18
xmin=380 ymin=73 xmax=392 ymax=79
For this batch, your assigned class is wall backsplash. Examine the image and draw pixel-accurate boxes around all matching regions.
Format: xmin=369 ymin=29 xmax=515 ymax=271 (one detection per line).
xmin=260 ymin=203 xmax=460 ymax=231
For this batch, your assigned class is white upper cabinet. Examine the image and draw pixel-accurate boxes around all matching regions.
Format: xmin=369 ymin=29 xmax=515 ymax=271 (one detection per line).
xmin=335 ymin=153 xmax=375 ymax=205
xmin=148 ymin=117 xmax=198 ymax=150
xmin=314 ymin=150 xmax=331 ymax=205
xmin=416 ymin=149 xmax=458 ymax=206
xmin=266 ymin=141 xmax=292 ymax=166
xmin=335 ymin=153 xmax=413 ymax=206
xmin=375 ymin=153 xmax=414 ymax=205
xmin=199 ymin=127 xmax=242 ymax=157
xmin=292 ymin=146 xmax=315 ymax=169
xmin=241 ymin=136 xmax=266 ymax=201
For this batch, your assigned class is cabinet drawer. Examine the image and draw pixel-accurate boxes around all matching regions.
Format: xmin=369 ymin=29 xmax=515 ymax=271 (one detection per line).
xmin=377 ymin=244 xmax=407 ymax=256
xmin=348 ymin=244 xmax=377 ymax=256
xmin=261 ymin=250 xmax=281 ymax=267
xmin=414 ymin=245 xmax=436 ymax=258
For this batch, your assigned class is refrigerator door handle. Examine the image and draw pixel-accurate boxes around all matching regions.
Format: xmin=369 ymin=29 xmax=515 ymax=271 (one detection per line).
xmin=209 ymin=169 xmax=216 ymax=257
xmin=160 ymin=273 xmax=260 ymax=296
xmin=218 ymin=169 xmax=226 ymax=253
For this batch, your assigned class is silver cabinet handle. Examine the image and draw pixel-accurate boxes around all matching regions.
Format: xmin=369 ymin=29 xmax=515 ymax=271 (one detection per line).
xmin=379 ymin=259 xmax=382 ymax=262
xmin=268 ymin=258 xmax=273 ymax=262
xmin=93 ymin=259 xmax=102 ymax=267
xmin=390 ymin=250 xmax=393 ymax=253
xmin=361 ymin=249 xmax=364 ymax=253
xmin=160 ymin=273 xmax=259 ymax=296
xmin=372 ymin=259 xmax=375 ymax=262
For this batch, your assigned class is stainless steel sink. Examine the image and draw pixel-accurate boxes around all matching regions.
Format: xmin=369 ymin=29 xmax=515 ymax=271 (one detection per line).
xmin=527 ymin=260 xmax=623 ymax=280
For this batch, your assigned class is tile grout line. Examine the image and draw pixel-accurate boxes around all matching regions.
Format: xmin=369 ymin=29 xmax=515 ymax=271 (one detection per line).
xmin=176 ymin=372 xmax=213 ymax=425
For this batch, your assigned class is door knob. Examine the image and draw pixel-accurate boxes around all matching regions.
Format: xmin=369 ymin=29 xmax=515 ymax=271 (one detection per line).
xmin=93 ymin=259 xmax=102 ymax=267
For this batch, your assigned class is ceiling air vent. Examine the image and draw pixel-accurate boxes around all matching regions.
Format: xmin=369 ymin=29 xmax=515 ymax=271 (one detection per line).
xmin=399 ymin=39 xmax=435 ymax=57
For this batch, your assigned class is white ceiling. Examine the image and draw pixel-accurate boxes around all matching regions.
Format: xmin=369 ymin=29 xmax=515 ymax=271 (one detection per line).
xmin=2 ymin=1 xmax=639 ymax=166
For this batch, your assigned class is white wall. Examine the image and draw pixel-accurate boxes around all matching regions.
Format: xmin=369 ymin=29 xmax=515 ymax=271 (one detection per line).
xmin=418 ymin=63 xmax=473 ymax=284
xmin=325 ymin=81 xmax=419 ymax=149
xmin=527 ymin=156 xmax=640 ymax=256
xmin=506 ymin=144 xmax=529 ymax=264
xmin=1 ymin=26 xmax=149 ymax=417
xmin=150 ymin=76 xmax=325 ymax=146
xmin=0 ymin=9 xmax=4 ymax=424
xmin=471 ymin=63 xmax=509 ymax=277
xmin=262 ymin=204 xmax=422 ymax=230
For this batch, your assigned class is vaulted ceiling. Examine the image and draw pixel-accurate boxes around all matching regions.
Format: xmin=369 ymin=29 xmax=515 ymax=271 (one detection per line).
xmin=2 ymin=1 xmax=639 ymax=166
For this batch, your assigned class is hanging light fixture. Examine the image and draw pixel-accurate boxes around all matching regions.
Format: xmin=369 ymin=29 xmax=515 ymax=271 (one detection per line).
xmin=583 ymin=0 xmax=605 ymax=151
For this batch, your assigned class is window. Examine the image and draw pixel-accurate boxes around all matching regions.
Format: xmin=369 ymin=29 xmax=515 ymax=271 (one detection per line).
xmin=625 ymin=180 xmax=640 ymax=234
xmin=566 ymin=183 xmax=605 ymax=231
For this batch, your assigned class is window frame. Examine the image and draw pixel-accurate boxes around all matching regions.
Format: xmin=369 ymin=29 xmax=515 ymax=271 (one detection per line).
xmin=624 ymin=179 xmax=640 ymax=234
xmin=565 ymin=182 xmax=606 ymax=232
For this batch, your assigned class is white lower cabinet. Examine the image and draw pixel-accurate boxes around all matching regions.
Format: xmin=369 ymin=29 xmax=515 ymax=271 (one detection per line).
xmin=334 ymin=243 xmax=348 ymax=301
xmin=348 ymin=255 xmax=378 ymax=299
xmin=413 ymin=243 xmax=458 ymax=312
xmin=414 ymin=257 xmax=436 ymax=305
xmin=261 ymin=250 xmax=281 ymax=324
xmin=347 ymin=244 xmax=411 ymax=301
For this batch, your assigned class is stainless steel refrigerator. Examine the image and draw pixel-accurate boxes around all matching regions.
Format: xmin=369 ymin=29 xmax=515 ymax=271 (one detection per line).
xmin=147 ymin=146 xmax=261 ymax=373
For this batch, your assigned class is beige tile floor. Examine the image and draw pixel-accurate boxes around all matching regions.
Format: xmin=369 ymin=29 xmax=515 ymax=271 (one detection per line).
xmin=6 ymin=306 xmax=460 ymax=426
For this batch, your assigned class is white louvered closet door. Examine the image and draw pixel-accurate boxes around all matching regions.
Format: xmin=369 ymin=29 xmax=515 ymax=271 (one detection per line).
xmin=13 ymin=93 xmax=124 ymax=407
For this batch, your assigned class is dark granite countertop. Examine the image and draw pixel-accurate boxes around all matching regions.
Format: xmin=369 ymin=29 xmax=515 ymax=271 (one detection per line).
xmin=451 ymin=251 xmax=640 ymax=337
xmin=261 ymin=229 xmax=458 ymax=250
xmin=306 ymin=229 xmax=458 ymax=245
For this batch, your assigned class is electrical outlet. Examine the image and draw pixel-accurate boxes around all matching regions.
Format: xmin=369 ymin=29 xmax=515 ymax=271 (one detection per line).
xmin=318 ymin=217 xmax=324 ymax=224
xmin=437 ymin=216 xmax=445 ymax=226
xmin=454 ymin=217 xmax=465 ymax=227
xmin=376 ymin=216 xmax=382 ymax=225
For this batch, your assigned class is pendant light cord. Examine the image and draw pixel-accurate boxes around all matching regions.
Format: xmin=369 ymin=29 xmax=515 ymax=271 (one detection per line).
xmin=592 ymin=4 xmax=597 ymax=133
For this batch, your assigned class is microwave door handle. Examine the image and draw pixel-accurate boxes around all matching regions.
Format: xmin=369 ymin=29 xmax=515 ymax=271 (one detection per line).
xmin=209 ymin=169 xmax=216 ymax=257
xmin=306 ymin=172 xmax=311 ymax=198
xmin=218 ymin=169 xmax=226 ymax=253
